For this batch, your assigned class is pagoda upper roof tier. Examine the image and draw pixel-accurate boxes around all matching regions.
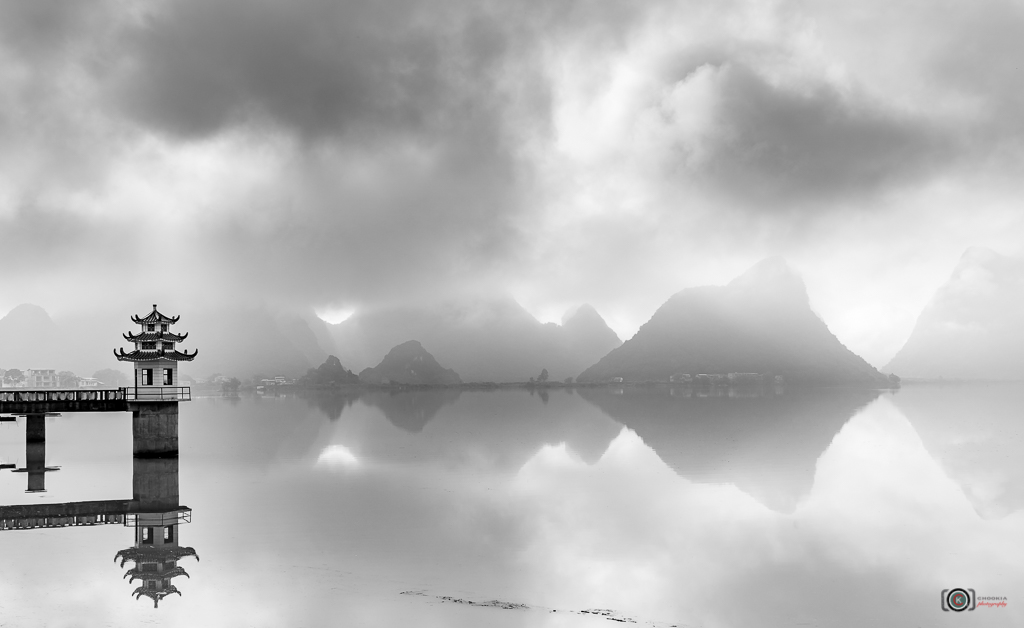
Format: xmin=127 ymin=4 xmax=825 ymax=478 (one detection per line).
xmin=132 ymin=304 xmax=180 ymax=325
xmin=123 ymin=331 xmax=189 ymax=343
xmin=114 ymin=348 xmax=198 ymax=362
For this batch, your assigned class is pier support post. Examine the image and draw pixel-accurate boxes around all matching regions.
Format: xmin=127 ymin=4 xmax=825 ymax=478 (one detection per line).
xmin=131 ymin=402 xmax=179 ymax=457
xmin=25 ymin=414 xmax=45 ymax=443
xmin=24 ymin=441 xmax=47 ymax=493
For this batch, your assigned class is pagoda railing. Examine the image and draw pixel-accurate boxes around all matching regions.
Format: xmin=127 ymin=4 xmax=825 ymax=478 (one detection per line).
xmin=124 ymin=508 xmax=192 ymax=527
xmin=125 ymin=386 xmax=191 ymax=402
xmin=0 ymin=389 xmax=126 ymax=403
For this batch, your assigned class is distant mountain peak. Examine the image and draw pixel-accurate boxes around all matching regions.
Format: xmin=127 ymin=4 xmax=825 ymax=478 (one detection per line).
xmin=959 ymin=246 xmax=1001 ymax=264
xmin=725 ymin=257 xmax=809 ymax=307
xmin=2 ymin=303 xmax=54 ymax=321
xmin=359 ymin=340 xmax=462 ymax=386
xmin=562 ymin=304 xmax=599 ymax=325
xmin=883 ymin=248 xmax=1024 ymax=379
xmin=578 ymin=259 xmax=887 ymax=386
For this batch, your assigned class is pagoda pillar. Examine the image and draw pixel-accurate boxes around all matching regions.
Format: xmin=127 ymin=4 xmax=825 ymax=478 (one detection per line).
xmin=131 ymin=402 xmax=179 ymax=457
xmin=133 ymin=457 xmax=179 ymax=510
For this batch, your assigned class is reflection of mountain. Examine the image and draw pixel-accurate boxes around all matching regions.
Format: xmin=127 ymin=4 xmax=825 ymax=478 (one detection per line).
xmin=579 ymin=386 xmax=882 ymax=512
xmin=302 ymin=389 xmax=363 ymax=421
xmin=326 ymin=390 xmax=624 ymax=470
xmin=892 ymin=383 xmax=1024 ymax=518
xmin=360 ymin=389 xmax=462 ymax=432
xmin=578 ymin=258 xmax=890 ymax=385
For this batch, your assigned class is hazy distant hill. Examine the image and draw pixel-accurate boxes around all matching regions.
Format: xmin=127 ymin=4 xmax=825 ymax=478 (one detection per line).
xmin=884 ymin=247 xmax=1024 ymax=380
xmin=0 ymin=304 xmax=66 ymax=371
xmin=329 ymin=298 xmax=621 ymax=383
xmin=0 ymin=302 xmax=333 ymax=380
xmin=578 ymin=257 xmax=891 ymax=386
xmin=359 ymin=340 xmax=462 ymax=386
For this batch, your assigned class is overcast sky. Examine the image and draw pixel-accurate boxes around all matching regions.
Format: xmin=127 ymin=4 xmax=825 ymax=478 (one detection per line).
xmin=1 ymin=0 xmax=1023 ymax=367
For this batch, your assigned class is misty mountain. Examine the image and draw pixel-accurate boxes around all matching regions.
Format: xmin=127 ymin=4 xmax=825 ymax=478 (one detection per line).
xmin=578 ymin=257 xmax=891 ymax=385
xmin=359 ymin=340 xmax=462 ymax=386
xmin=579 ymin=386 xmax=882 ymax=512
xmin=883 ymin=247 xmax=1024 ymax=380
xmin=299 ymin=355 xmax=360 ymax=387
xmin=328 ymin=298 xmax=622 ymax=383
xmin=0 ymin=304 xmax=65 ymax=371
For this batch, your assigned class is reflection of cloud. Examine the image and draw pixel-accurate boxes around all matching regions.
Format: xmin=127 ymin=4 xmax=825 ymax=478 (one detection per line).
xmin=316 ymin=444 xmax=360 ymax=469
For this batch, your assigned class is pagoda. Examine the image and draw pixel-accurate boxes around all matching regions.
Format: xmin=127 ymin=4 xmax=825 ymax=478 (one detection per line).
xmin=114 ymin=304 xmax=197 ymax=400
xmin=116 ymin=458 xmax=198 ymax=608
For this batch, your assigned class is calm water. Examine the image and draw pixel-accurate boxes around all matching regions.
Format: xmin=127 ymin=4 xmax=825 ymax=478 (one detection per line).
xmin=0 ymin=385 xmax=1021 ymax=626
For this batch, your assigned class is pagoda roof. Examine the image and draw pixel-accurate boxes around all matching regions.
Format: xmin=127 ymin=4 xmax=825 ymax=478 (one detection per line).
xmin=114 ymin=348 xmax=198 ymax=362
xmin=132 ymin=585 xmax=181 ymax=608
xmin=123 ymin=331 xmax=189 ymax=343
xmin=125 ymin=565 xmax=190 ymax=583
xmin=132 ymin=305 xmax=180 ymax=325
xmin=116 ymin=546 xmax=199 ymax=568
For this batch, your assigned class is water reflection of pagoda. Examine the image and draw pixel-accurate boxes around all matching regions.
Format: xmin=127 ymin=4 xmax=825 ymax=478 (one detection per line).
xmin=116 ymin=459 xmax=198 ymax=607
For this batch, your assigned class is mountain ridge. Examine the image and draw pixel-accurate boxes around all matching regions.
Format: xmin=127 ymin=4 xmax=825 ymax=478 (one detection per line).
xmin=577 ymin=258 xmax=892 ymax=386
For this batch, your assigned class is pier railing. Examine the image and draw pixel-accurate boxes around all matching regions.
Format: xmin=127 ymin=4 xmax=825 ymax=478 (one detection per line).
xmin=0 ymin=389 xmax=126 ymax=403
xmin=125 ymin=386 xmax=191 ymax=402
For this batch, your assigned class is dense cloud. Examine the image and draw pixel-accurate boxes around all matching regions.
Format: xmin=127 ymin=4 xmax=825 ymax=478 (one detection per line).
xmin=687 ymin=64 xmax=949 ymax=206
xmin=1 ymin=0 xmax=1024 ymax=365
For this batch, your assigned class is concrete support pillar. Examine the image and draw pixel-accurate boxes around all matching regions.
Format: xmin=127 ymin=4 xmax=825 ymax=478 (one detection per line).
xmin=131 ymin=402 xmax=179 ymax=457
xmin=25 ymin=414 xmax=45 ymax=443
xmin=133 ymin=458 xmax=180 ymax=510
xmin=25 ymin=442 xmax=46 ymax=493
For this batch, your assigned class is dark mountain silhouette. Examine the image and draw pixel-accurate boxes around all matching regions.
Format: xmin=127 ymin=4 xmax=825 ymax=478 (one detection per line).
xmin=359 ymin=340 xmax=462 ymax=386
xmin=578 ymin=257 xmax=891 ymax=386
xmin=579 ymin=386 xmax=883 ymax=512
xmin=328 ymin=298 xmax=621 ymax=383
xmin=884 ymin=248 xmax=1024 ymax=380
xmin=0 ymin=304 xmax=65 ymax=370
xmin=298 ymin=355 xmax=360 ymax=387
